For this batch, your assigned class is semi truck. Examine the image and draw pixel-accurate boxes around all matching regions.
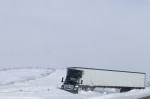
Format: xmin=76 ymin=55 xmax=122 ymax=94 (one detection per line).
xmin=61 ymin=67 xmax=146 ymax=93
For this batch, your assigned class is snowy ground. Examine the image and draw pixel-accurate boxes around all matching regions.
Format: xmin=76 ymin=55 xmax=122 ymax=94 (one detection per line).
xmin=0 ymin=68 xmax=149 ymax=99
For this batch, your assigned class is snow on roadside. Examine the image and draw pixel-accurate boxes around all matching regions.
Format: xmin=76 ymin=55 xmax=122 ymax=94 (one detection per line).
xmin=0 ymin=68 xmax=54 ymax=86
xmin=0 ymin=96 xmax=43 ymax=99
xmin=86 ymin=87 xmax=150 ymax=99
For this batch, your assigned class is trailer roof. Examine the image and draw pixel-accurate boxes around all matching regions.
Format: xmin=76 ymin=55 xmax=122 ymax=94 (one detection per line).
xmin=68 ymin=67 xmax=146 ymax=74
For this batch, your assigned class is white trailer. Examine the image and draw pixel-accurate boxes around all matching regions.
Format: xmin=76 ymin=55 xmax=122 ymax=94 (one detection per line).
xmin=61 ymin=67 xmax=146 ymax=93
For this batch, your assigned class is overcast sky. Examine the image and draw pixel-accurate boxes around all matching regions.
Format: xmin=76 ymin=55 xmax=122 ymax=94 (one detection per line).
xmin=0 ymin=0 xmax=150 ymax=79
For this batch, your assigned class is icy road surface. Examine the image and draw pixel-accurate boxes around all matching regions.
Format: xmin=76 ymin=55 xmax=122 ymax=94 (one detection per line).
xmin=0 ymin=68 xmax=149 ymax=99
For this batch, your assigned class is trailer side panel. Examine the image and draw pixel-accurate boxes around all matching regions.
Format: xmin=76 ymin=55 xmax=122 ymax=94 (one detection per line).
xmin=77 ymin=68 xmax=145 ymax=88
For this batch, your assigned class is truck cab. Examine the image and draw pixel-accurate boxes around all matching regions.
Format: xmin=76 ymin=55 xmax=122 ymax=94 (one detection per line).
xmin=61 ymin=68 xmax=83 ymax=93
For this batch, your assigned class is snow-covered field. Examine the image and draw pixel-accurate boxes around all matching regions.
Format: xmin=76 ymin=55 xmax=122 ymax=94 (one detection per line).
xmin=0 ymin=68 xmax=149 ymax=99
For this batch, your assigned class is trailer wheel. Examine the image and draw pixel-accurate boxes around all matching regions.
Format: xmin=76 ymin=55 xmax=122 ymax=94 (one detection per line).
xmin=120 ymin=88 xmax=131 ymax=93
xmin=116 ymin=88 xmax=121 ymax=93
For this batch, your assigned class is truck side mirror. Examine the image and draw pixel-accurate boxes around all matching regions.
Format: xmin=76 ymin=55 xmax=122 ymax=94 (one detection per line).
xmin=61 ymin=77 xmax=64 ymax=82
xmin=81 ymin=80 xmax=83 ymax=84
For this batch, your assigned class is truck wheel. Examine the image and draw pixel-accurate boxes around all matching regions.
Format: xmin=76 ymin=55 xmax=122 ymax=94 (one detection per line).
xmin=78 ymin=87 xmax=82 ymax=92
xmin=90 ymin=87 xmax=95 ymax=91
xmin=82 ymin=87 xmax=88 ymax=91
xmin=61 ymin=85 xmax=64 ymax=89
xmin=73 ymin=89 xmax=79 ymax=94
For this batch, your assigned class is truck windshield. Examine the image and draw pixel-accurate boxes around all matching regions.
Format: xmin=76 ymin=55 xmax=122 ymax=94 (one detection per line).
xmin=65 ymin=77 xmax=78 ymax=84
xmin=70 ymin=77 xmax=78 ymax=82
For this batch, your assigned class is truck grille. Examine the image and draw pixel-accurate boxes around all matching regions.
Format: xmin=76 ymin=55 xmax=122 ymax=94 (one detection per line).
xmin=64 ymin=84 xmax=74 ymax=90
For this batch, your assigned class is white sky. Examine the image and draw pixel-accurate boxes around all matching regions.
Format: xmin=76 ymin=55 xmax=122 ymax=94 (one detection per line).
xmin=0 ymin=0 xmax=150 ymax=80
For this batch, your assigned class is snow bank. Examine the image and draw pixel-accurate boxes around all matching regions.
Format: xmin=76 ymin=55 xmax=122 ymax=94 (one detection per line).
xmin=86 ymin=87 xmax=150 ymax=99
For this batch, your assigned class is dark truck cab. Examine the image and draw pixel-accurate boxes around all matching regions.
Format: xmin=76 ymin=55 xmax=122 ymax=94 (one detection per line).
xmin=61 ymin=68 xmax=83 ymax=93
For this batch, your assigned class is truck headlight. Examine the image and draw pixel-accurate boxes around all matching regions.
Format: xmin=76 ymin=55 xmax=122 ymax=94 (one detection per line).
xmin=74 ymin=87 xmax=78 ymax=90
xmin=74 ymin=85 xmax=79 ymax=90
